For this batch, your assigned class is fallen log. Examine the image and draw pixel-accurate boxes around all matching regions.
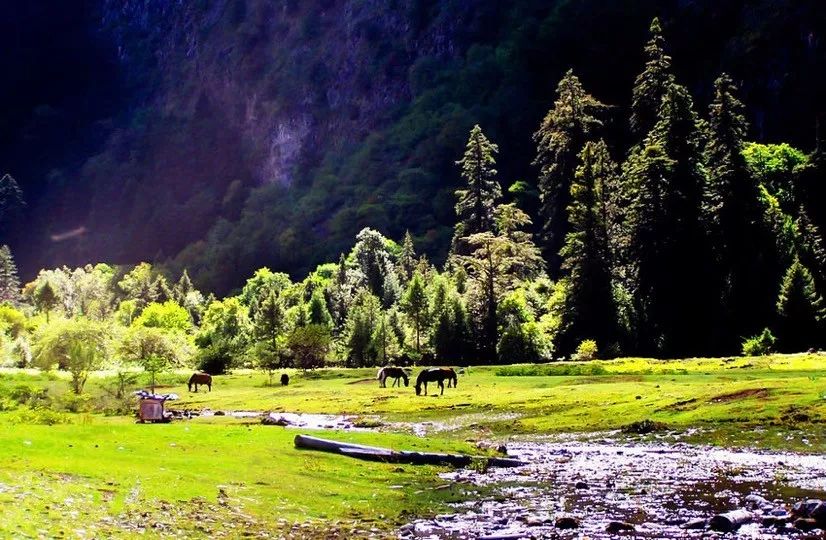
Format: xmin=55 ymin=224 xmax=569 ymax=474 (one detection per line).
xmin=709 ymin=509 xmax=753 ymax=532
xmin=294 ymin=434 xmax=526 ymax=468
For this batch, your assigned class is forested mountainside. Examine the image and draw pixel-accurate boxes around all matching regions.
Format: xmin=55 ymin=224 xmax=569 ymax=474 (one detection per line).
xmin=1 ymin=0 xmax=824 ymax=293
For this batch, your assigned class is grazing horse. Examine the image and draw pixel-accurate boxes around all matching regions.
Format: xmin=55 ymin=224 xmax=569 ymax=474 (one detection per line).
xmin=377 ymin=366 xmax=409 ymax=388
xmin=415 ymin=368 xmax=458 ymax=396
xmin=188 ymin=372 xmax=212 ymax=392
xmin=281 ymin=373 xmax=290 ymax=386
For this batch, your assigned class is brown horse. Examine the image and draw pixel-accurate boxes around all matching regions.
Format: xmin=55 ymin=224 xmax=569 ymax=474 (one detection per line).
xmin=188 ymin=372 xmax=212 ymax=392
xmin=415 ymin=368 xmax=457 ymax=396
xmin=377 ymin=366 xmax=409 ymax=388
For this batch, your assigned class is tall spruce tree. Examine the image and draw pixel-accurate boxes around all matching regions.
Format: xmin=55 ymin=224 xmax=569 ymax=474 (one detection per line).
xmin=625 ymin=83 xmax=712 ymax=355
xmin=0 ymin=174 xmax=24 ymax=239
xmin=557 ymin=140 xmax=618 ymax=356
xmin=0 ymin=245 xmax=21 ymax=305
xmin=776 ymin=258 xmax=825 ymax=352
xmin=630 ymin=18 xmax=675 ymax=139
xmin=703 ymin=74 xmax=777 ymax=347
xmin=533 ymin=70 xmax=605 ymax=275
xmin=398 ymin=231 xmax=417 ymax=282
xmin=452 ymin=125 xmax=502 ymax=254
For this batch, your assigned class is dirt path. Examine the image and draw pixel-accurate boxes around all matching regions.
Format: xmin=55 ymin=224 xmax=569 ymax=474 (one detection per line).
xmin=402 ymin=438 xmax=826 ymax=539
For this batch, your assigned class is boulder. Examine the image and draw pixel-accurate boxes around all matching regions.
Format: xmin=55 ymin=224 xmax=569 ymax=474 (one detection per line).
xmin=793 ymin=518 xmax=818 ymax=531
xmin=555 ymin=515 xmax=579 ymax=529
xmin=681 ymin=518 xmax=707 ymax=530
xmin=605 ymin=521 xmax=635 ymax=533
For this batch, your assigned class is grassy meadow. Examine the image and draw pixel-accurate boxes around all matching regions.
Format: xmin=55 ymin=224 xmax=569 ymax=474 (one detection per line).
xmin=1 ymin=353 xmax=825 ymax=537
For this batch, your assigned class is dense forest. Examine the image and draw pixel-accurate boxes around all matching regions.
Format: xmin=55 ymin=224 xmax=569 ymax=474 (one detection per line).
xmin=0 ymin=18 xmax=823 ymax=376
xmin=1 ymin=1 xmax=824 ymax=296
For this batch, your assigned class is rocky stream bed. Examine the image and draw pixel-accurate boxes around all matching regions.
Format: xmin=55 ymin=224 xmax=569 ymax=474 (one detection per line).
xmin=402 ymin=437 xmax=826 ymax=539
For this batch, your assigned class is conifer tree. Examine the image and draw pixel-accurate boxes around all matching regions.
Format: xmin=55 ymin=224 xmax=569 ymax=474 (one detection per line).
xmin=557 ymin=140 xmax=618 ymax=355
xmin=533 ymin=70 xmax=605 ymax=274
xmin=630 ymin=18 xmax=675 ymax=139
xmin=776 ymin=258 xmax=825 ymax=351
xmin=308 ymin=290 xmax=332 ymax=327
xmin=703 ymin=74 xmax=777 ymax=345
xmin=398 ymin=231 xmax=417 ymax=282
xmin=0 ymin=245 xmax=21 ymax=305
xmin=401 ymin=272 xmax=429 ymax=353
xmin=253 ymin=291 xmax=285 ymax=350
xmin=34 ymin=281 xmax=58 ymax=322
xmin=624 ymin=83 xmax=712 ymax=354
xmin=0 ymin=174 xmax=24 ymax=238
xmin=174 ymin=270 xmax=195 ymax=304
xmin=452 ymin=125 xmax=502 ymax=254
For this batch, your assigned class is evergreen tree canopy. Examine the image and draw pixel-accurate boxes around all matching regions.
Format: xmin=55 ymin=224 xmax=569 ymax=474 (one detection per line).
xmin=630 ymin=18 xmax=675 ymax=139
xmin=776 ymin=258 xmax=825 ymax=352
xmin=0 ymin=245 xmax=21 ymax=305
xmin=453 ymin=125 xmax=502 ymax=253
xmin=533 ymin=70 xmax=605 ymax=274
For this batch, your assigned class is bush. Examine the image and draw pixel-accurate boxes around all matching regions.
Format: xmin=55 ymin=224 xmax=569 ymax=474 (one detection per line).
xmin=496 ymin=363 xmax=607 ymax=377
xmin=574 ymin=339 xmax=599 ymax=361
xmin=742 ymin=328 xmax=776 ymax=356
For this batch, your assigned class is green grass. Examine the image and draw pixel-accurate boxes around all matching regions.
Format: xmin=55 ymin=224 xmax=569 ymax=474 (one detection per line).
xmin=1 ymin=353 xmax=825 ymax=536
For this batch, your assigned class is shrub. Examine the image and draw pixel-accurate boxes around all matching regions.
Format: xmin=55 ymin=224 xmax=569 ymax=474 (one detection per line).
xmin=742 ymin=328 xmax=776 ymax=356
xmin=574 ymin=339 xmax=599 ymax=361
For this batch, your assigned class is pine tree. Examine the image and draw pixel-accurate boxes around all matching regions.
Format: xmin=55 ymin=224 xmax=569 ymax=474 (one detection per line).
xmin=776 ymin=258 xmax=825 ymax=351
xmin=452 ymin=125 xmax=502 ymax=254
xmin=557 ymin=140 xmax=618 ymax=355
xmin=308 ymin=290 xmax=332 ymax=327
xmin=401 ymin=272 xmax=429 ymax=353
xmin=0 ymin=174 xmax=24 ymax=238
xmin=625 ymin=83 xmax=712 ymax=355
xmin=703 ymin=74 xmax=777 ymax=346
xmin=0 ymin=245 xmax=21 ymax=305
xmin=398 ymin=231 xmax=417 ymax=282
xmin=630 ymin=18 xmax=675 ymax=139
xmin=34 ymin=281 xmax=59 ymax=323
xmin=174 ymin=270 xmax=195 ymax=304
xmin=533 ymin=70 xmax=605 ymax=274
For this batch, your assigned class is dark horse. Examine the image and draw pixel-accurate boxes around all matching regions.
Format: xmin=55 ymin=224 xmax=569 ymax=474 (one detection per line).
xmin=377 ymin=366 xmax=409 ymax=388
xmin=281 ymin=373 xmax=289 ymax=386
xmin=188 ymin=372 xmax=212 ymax=392
xmin=415 ymin=368 xmax=457 ymax=396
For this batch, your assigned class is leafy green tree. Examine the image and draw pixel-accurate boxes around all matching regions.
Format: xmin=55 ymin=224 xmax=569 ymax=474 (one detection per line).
xmin=288 ymin=324 xmax=330 ymax=370
xmin=458 ymin=204 xmax=544 ymax=361
xmin=630 ymin=18 xmax=674 ymax=138
xmin=195 ymin=297 xmax=251 ymax=373
xmin=239 ymin=268 xmax=292 ymax=315
xmin=743 ymin=142 xmax=808 ymax=211
xmin=703 ymin=74 xmax=778 ymax=347
xmin=33 ymin=281 xmax=58 ymax=322
xmin=119 ymin=326 xmax=191 ymax=393
xmin=352 ymin=228 xmax=394 ymax=299
xmin=432 ymin=294 xmax=472 ymax=364
xmin=345 ymin=291 xmax=381 ymax=367
xmin=533 ymin=70 xmax=605 ymax=273
xmin=452 ymin=125 xmax=502 ymax=254
xmin=34 ymin=318 xmax=111 ymax=394
xmin=401 ymin=272 xmax=429 ymax=353
xmin=0 ymin=245 xmax=21 ymax=305
xmin=133 ymin=300 xmax=193 ymax=333
xmin=307 ymin=290 xmax=332 ymax=327
xmin=253 ymin=291 xmax=285 ymax=349
xmin=557 ymin=140 xmax=618 ymax=355
xmin=118 ymin=263 xmax=159 ymax=308
xmin=776 ymin=258 xmax=825 ymax=352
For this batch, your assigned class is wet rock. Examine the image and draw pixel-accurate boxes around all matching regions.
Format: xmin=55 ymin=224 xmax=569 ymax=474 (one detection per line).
xmin=260 ymin=416 xmax=289 ymax=426
xmin=621 ymin=419 xmax=667 ymax=434
xmin=745 ymin=493 xmax=771 ymax=508
xmin=793 ymin=518 xmax=818 ymax=531
xmin=681 ymin=518 xmax=707 ymax=530
xmin=575 ymin=481 xmax=588 ymax=490
xmin=811 ymin=502 xmax=826 ymax=526
xmin=709 ymin=509 xmax=753 ymax=532
xmin=605 ymin=521 xmax=635 ymax=533
xmin=792 ymin=499 xmax=822 ymax=517
xmin=555 ymin=515 xmax=579 ymax=529
xmin=478 ymin=534 xmax=530 ymax=540
xmin=214 ymin=410 xmax=225 ymax=416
